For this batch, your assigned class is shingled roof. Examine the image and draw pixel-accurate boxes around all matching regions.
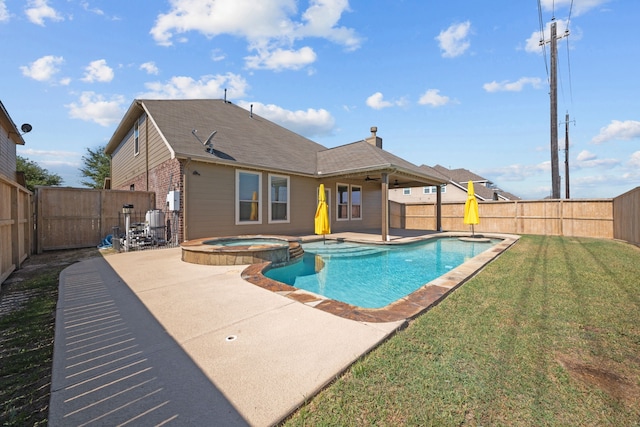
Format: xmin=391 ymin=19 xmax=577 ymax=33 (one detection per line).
xmin=432 ymin=164 xmax=520 ymax=201
xmin=106 ymin=99 xmax=446 ymax=185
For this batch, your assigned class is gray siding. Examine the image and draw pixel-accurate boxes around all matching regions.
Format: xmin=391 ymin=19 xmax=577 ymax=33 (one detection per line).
xmin=0 ymin=128 xmax=17 ymax=179
xmin=111 ymin=113 xmax=171 ymax=190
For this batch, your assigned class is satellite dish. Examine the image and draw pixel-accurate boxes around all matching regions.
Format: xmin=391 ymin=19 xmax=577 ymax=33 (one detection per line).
xmin=21 ymin=123 xmax=32 ymax=134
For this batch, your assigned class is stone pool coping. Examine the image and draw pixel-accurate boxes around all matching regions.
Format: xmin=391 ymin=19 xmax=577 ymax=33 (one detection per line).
xmin=242 ymin=232 xmax=520 ymax=323
xmin=181 ymin=234 xmax=301 ymax=266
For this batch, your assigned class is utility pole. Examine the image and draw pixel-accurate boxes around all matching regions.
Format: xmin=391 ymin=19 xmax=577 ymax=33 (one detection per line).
xmin=564 ymin=112 xmax=570 ymax=199
xmin=549 ymin=20 xmax=560 ymax=199
xmin=541 ymin=19 xmax=569 ymax=199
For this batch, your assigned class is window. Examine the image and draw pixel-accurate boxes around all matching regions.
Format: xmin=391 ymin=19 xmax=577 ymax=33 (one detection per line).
xmin=403 ymin=188 xmax=411 ymax=195
xmin=268 ymin=174 xmax=289 ymax=223
xmin=336 ymin=183 xmax=362 ymax=221
xmin=351 ymin=185 xmax=362 ymax=220
xmin=423 ymin=185 xmax=446 ymax=194
xmin=133 ymin=120 xmax=139 ymax=156
xmin=337 ymin=184 xmax=349 ymax=220
xmin=236 ymin=170 xmax=261 ymax=224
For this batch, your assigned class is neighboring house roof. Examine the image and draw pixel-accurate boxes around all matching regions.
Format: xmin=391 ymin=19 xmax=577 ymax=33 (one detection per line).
xmin=106 ymin=99 xmax=446 ymax=185
xmin=431 ymin=164 xmax=520 ymax=201
xmin=0 ymin=100 xmax=27 ymax=146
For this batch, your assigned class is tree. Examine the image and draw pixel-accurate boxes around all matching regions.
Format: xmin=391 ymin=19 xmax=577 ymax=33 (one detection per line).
xmin=16 ymin=155 xmax=63 ymax=192
xmin=80 ymin=145 xmax=110 ymax=189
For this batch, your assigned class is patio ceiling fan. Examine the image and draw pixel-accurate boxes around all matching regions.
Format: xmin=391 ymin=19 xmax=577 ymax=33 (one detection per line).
xmin=364 ymin=175 xmax=380 ymax=181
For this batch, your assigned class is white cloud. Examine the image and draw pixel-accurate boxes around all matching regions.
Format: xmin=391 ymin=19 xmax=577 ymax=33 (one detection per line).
xmin=591 ymin=120 xmax=640 ymax=144
xmin=483 ymin=77 xmax=543 ymax=92
xmin=482 ymin=162 xmax=549 ymax=182
xmin=140 ymin=61 xmax=159 ymax=75
xmin=150 ymin=0 xmax=361 ymax=70
xmin=245 ymin=46 xmax=317 ymax=71
xmin=237 ymin=101 xmax=335 ymax=138
xmin=574 ymin=149 xmax=619 ymax=168
xmin=366 ymin=92 xmax=404 ymax=110
xmin=628 ymin=151 xmax=640 ymax=168
xmin=418 ymin=89 xmax=452 ymax=107
xmin=81 ymin=59 xmax=114 ymax=83
xmin=436 ymin=21 xmax=471 ymax=58
xmin=66 ymin=91 xmax=126 ymax=126
xmin=17 ymin=148 xmax=81 ymax=167
xmin=1 ymin=1 xmax=10 ymax=22
xmin=139 ymin=73 xmax=249 ymax=99
xmin=80 ymin=1 xmax=104 ymax=16
xmin=211 ymin=49 xmax=226 ymax=62
xmin=540 ymin=0 xmax=610 ymax=16
xmin=25 ymin=0 xmax=63 ymax=26
xmin=20 ymin=55 xmax=64 ymax=82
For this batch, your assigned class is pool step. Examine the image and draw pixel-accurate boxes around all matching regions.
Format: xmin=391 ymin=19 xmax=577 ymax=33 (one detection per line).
xmin=288 ymin=241 xmax=305 ymax=262
xmin=304 ymin=244 xmax=386 ymax=258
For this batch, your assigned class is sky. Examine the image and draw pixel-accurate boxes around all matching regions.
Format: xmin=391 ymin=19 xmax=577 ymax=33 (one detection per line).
xmin=1 ymin=0 xmax=639 ymax=200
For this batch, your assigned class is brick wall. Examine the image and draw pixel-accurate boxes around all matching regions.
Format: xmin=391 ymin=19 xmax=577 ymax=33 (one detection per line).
xmin=111 ymin=158 xmax=185 ymax=242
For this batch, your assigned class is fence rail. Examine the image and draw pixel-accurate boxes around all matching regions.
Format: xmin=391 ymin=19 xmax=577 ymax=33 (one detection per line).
xmin=391 ymin=198 xmax=615 ymax=239
xmin=0 ymin=174 xmax=31 ymax=284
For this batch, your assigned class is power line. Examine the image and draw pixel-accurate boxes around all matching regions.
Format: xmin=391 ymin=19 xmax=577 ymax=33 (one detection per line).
xmin=537 ymin=0 xmax=549 ymax=80
xmin=566 ymin=0 xmax=574 ymax=105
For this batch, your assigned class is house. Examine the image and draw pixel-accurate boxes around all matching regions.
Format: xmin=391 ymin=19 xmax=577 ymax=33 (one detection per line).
xmin=105 ymin=99 xmax=447 ymax=242
xmin=389 ymin=164 xmax=520 ymax=204
xmin=1 ymin=100 xmax=32 ymax=284
xmin=0 ymin=100 xmax=30 ymax=185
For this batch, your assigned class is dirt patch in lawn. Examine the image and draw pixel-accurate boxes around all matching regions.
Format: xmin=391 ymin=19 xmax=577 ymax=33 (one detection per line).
xmin=557 ymin=353 xmax=640 ymax=407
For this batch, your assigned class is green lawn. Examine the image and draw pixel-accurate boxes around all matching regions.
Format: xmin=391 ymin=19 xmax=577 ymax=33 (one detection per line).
xmin=284 ymin=235 xmax=640 ymax=426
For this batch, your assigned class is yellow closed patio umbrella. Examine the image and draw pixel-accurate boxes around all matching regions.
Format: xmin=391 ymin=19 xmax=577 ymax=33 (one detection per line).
xmin=315 ymin=184 xmax=330 ymax=237
xmin=463 ymin=180 xmax=479 ymax=237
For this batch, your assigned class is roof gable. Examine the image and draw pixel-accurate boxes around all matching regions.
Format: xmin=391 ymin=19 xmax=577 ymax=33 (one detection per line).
xmin=318 ymin=141 xmax=445 ymax=184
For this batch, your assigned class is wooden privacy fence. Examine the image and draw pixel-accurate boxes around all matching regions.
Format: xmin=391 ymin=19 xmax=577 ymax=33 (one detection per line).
xmin=0 ymin=174 xmax=31 ymax=284
xmin=391 ymin=198 xmax=615 ymax=239
xmin=613 ymin=186 xmax=640 ymax=246
xmin=35 ymin=187 xmax=155 ymax=252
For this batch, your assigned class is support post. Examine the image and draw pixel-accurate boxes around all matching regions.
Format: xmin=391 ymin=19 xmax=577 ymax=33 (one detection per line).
xmin=436 ymin=184 xmax=442 ymax=231
xmin=381 ymin=173 xmax=389 ymax=241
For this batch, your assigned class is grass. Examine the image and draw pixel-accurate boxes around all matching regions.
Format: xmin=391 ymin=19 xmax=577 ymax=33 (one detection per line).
xmin=284 ymin=235 xmax=640 ymax=426
xmin=0 ymin=271 xmax=60 ymax=426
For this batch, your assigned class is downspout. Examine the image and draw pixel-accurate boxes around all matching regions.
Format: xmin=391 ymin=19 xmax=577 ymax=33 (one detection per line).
xmin=182 ymin=158 xmax=191 ymax=241
xmin=145 ymin=114 xmax=149 ymax=190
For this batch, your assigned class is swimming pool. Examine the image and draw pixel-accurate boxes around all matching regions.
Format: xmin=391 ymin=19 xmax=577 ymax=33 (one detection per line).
xmin=264 ymin=238 xmax=499 ymax=309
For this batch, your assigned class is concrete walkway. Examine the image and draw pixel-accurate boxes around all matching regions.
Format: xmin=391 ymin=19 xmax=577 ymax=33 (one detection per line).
xmin=49 ymin=247 xmax=404 ymax=426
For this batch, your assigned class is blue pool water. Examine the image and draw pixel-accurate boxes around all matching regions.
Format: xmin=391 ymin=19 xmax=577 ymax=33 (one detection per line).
xmin=264 ymin=238 xmax=498 ymax=309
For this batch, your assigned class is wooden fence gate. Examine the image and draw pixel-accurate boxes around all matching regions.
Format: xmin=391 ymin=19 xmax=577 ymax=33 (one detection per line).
xmin=35 ymin=187 xmax=155 ymax=252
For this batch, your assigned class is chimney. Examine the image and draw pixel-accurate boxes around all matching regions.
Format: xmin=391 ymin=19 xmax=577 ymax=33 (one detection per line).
xmin=366 ymin=126 xmax=382 ymax=149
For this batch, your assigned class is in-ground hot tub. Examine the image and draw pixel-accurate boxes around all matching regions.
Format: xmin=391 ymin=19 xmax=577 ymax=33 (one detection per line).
xmin=181 ymin=235 xmax=302 ymax=266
